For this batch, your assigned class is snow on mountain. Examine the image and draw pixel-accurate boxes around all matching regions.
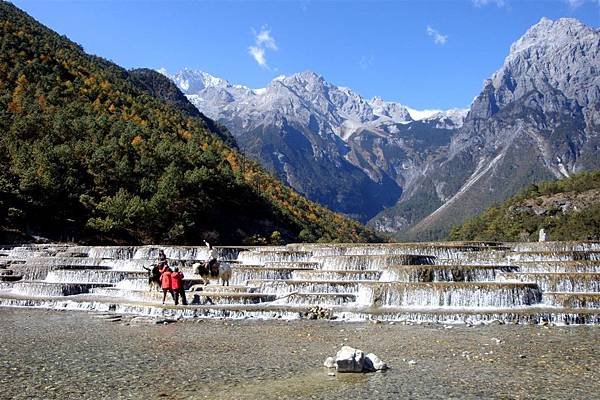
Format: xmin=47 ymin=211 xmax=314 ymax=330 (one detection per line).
xmin=369 ymin=97 xmax=413 ymax=124
xmin=401 ymin=107 xmax=469 ymax=129
xmin=157 ymin=17 xmax=596 ymax=238
xmin=489 ymin=17 xmax=599 ymax=113
xmin=376 ymin=17 xmax=600 ymax=239
xmin=163 ymin=68 xmax=231 ymax=94
xmin=423 ymin=108 xmax=470 ymax=129
xmin=405 ymin=107 xmax=442 ymax=121
xmin=159 ymin=68 xmax=467 ymax=221
xmin=162 ymin=69 xmax=465 ymax=140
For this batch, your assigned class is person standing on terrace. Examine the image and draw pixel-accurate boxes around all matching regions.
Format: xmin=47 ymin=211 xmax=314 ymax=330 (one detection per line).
xmin=171 ymin=267 xmax=187 ymax=306
xmin=160 ymin=267 xmax=174 ymax=305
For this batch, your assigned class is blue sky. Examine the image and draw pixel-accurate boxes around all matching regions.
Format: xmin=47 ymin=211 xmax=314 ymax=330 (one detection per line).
xmin=11 ymin=0 xmax=600 ymax=109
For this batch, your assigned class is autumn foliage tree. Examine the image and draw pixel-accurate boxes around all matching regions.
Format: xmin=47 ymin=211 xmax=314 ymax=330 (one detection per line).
xmin=0 ymin=3 xmax=379 ymax=245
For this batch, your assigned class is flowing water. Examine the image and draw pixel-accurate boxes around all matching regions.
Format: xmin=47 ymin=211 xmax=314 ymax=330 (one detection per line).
xmin=1 ymin=242 xmax=599 ymax=324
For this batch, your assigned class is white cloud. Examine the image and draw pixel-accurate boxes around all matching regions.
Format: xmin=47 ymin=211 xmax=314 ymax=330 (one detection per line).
xmin=426 ymin=26 xmax=448 ymax=45
xmin=256 ymin=28 xmax=278 ymax=50
xmin=472 ymin=0 xmax=506 ymax=6
xmin=248 ymin=46 xmax=267 ymax=68
xmin=248 ymin=25 xmax=278 ymax=69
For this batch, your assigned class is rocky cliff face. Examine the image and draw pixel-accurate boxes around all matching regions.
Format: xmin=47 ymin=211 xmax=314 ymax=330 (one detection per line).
xmin=162 ymin=17 xmax=597 ymax=237
xmin=373 ymin=17 xmax=600 ymax=239
xmin=163 ymin=69 xmax=465 ymax=222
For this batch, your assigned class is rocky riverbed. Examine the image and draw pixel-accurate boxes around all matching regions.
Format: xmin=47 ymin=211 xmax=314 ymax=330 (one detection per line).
xmin=0 ymin=308 xmax=598 ymax=399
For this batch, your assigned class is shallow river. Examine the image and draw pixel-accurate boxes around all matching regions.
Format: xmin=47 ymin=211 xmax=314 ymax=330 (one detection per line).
xmin=0 ymin=308 xmax=598 ymax=399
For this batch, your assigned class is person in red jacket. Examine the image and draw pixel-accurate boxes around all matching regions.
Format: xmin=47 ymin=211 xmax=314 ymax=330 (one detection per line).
xmin=160 ymin=267 xmax=174 ymax=305
xmin=171 ymin=267 xmax=187 ymax=306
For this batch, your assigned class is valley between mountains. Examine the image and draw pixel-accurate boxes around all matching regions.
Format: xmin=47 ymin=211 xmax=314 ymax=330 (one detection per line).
xmin=162 ymin=17 xmax=600 ymax=240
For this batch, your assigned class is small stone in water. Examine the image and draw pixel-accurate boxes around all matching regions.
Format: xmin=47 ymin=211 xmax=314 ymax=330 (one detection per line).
xmin=155 ymin=319 xmax=177 ymax=325
xmin=323 ymin=357 xmax=335 ymax=368
xmin=408 ymin=360 xmax=417 ymax=365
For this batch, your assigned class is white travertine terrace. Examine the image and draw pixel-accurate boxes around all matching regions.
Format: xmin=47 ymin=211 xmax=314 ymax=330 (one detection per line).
xmin=0 ymin=241 xmax=598 ymax=324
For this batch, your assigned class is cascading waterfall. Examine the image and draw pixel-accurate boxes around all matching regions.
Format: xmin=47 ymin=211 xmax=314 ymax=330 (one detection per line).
xmin=88 ymin=247 xmax=137 ymax=260
xmin=379 ymin=265 xmax=515 ymax=282
xmin=237 ymin=250 xmax=312 ymax=264
xmin=317 ymin=255 xmax=434 ymax=271
xmin=250 ymin=280 xmax=361 ymax=295
xmin=514 ymin=261 xmax=600 ymax=273
xmin=543 ymin=292 xmax=600 ymax=308
xmin=291 ymin=270 xmax=382 ymax=281
xmin=132 ymin=246 xmax=209 ymax=261
xmin=263 ymin=261 xmax=320 ymax=269
xmin=103 ymin=259 xmax=152 ymax=271
xmin=509 ymin=251 xmax=600 ymax=262
xmin=0 ymin=242 xmax=598 ymax=324
xmin=10 ymin=281 xmax=110 ymax=297
xmin=45 ymin=269 xmax=146 ymax=284
xmin=114 ymin=278 xmax=150 ymax=291
xmin=280 ymin=293 xmax=357 ymax=306
xmin=355 ymin=282 xmax=542 ymax=308
xmin=501 ymin=273 xmax=600 ymax=292
xmin=511 ymin=242 xmax=600 ymax=252
xmin=230 ymin=267 xmax=296 ymax=285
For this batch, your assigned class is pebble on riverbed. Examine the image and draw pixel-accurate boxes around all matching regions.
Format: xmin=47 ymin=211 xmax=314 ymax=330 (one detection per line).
xmin=324 ymin=346 xmax=389 ymax=373
xmin=305 ymin=306 xmax=333 ymax=320
xmin=154 ymin=318 xmax=177 ymax=325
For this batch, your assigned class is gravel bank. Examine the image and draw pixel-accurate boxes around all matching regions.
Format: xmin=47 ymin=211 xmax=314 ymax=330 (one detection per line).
xmin=0 ymin=308 xmax=598 ymax=399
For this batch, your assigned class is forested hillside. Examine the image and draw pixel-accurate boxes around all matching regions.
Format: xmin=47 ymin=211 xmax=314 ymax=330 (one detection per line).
xmin=128 ymin=68 xmax=238 ymax=150
xmin=448 ymin=171 xmax=600 ymax=241
xmin=0 ymin=2 xmax=378 ymax=245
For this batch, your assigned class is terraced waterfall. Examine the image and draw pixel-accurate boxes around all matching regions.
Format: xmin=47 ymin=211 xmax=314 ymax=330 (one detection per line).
xmin=0 ymin=242 xmax=598 ymax=324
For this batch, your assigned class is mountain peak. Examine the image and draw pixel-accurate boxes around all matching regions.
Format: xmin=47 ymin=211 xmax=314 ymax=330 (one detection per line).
xmin=296 ymin=70 xmax=322 ymax=79
xmin=168 ymin=69 xmax=230 ymax=94
xmin=509 ymin=17 xmax=595 ymax=57
xmin=485 ymin=16 xmax=599 ymax=112
xmin=287 ymin=70 xmax=325 ymax=86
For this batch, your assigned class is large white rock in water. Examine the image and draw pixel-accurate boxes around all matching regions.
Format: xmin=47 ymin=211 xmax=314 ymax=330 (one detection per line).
xmin=335 ymin=346 xmax=365 ymax=373
xmin=364 ymin=353 xmax=388 ymax=371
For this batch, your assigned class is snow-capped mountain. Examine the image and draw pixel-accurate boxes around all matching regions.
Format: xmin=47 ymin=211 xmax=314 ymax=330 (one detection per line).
xmin=159 ymin=18 xmax=597 ymax=237
xmin=169 ymin=68 xmax=229 ymax=92
xmin=160 ymin=68 xmax=466 ymax=222
xmin=162 ymin=69 xmax=466 ymax=139
xmin=371 ymin=17 xmax=600 ymax=239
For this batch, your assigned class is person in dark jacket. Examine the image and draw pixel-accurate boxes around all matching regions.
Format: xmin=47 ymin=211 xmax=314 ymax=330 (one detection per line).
xmin=171 ymin=267 xmax=187 ymax=306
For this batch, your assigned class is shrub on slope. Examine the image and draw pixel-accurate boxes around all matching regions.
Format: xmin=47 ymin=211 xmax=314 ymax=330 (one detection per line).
xmin=0 ymin=3 xmax=378 ymax=244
